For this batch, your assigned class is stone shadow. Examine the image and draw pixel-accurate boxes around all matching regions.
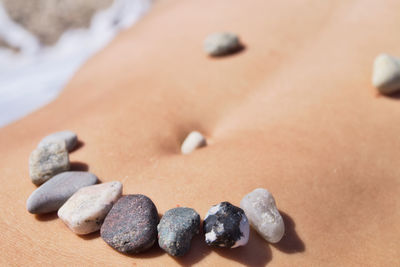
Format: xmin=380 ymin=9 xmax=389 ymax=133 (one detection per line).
xmin=213 ymin=228 xmax=272 ymax=267
xmin=70 ymin=140 xmax=85 ymax=152
xmin=272 ymin=211 xmax=305 ymax=254
xmin=34 ymin=211 xmax=58 ymax=221
xmin=173 ymin=221 xmax=212 ymax=266
xmin=70 ymin=161 xmax=89 ymax=172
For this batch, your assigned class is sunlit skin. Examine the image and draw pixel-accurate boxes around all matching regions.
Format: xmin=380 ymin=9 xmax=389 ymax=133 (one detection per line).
xmin=0 ymin=0 xmax=399 ymax=265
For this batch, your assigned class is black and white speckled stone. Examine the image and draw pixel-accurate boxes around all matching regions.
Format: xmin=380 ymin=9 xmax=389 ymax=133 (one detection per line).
xmin=100 ymin=194 xmax=159 ymax=254
xmin=26 ymin=171 xmax=98 ymax=214
xmin=203 ymin=202 xmax=249 ymax=248
xmin=29 ymin=141 xmax=70 ymax=185
xmin=157 ymin=207 xmax=200 ymax=256
xmin=38 ymin=130 xmax=78 ymax=152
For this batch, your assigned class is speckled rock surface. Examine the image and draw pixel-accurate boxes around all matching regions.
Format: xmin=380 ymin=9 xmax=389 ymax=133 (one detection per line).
xmin=157 ymin=207 xmax=200 ymax=256
xmin=203 ymin=202 xmax=249 ymax=248
xmin=204 ymin=32 xmax=241 ymax=57
xmin=240 ymin=188 xmax=285 ymax=243
xmin=26 ymin=171 xmax=98 ymax=214
xmin=181 ymin=131 xmax=206 ymax=155
xmin=372 ymin=53 xmax=400 ymax=95
xmin=100 ymin=194 xmax=159 ymax=253
xmin=38 ymin=130 xmax=78 ymax=151
xmin=29 ymin=141 xmax=70 ymax=185
xmin=58 ymin=181 xmax=122 ymax=235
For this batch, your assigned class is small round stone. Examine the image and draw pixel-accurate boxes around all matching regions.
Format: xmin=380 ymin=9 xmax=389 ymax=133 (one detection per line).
xmin=240 ymin=188 xmax=285 ymax=243
xmin=204 ymin=32 xmax=241 ymax=57
xmin=29 ymin=141 xmax=70 ymax=185
xmin=58 ymin=181 xmax=122 ymax=235
xmin=100 ymin=194 xmax=159 ymax=254
xmin=372 ymin=53 xmax=400 ymax=95
xmin=203 ymin=202 xmax=249 ymax=248
xmin=26 ymin=171 xmax=98 ymax=214
xmin=181 ymin=131 xmax=206 ymax=155
xmin=157 ymin=207 xmax=200 ymax=256
xmin=38 ymin=130 xmax=78 ymax=152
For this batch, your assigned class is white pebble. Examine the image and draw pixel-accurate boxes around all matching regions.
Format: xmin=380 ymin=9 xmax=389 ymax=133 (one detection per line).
xmin=204 ymin=32 xmax=241 ymax=56
xmin=372 ymin=53 xmax=400 ymax=94
xmin=58 ymin=181 xmax=122 ymax=235
xmin=240 ymin=188 xmax=285 ymax=243
xmin=181 ymin=131 xmax=206 ymax=155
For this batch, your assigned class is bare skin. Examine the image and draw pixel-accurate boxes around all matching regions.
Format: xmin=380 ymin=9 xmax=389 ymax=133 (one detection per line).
xmin=0 ymin=0 xmax=399 ymax=265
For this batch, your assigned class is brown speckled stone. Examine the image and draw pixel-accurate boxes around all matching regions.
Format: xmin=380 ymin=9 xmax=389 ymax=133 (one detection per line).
xmin=100 ymin=194 xmax=159 ymax=254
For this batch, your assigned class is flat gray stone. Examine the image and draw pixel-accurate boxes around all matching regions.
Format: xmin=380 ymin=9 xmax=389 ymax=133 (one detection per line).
xmin=101 ymin=195 xmax=159 ymax=254
xmin=29 ymin=141 xmax=70 ymax=185
xmin=157 ymin=207 xmax=200 ymax=256
xmin=204 ymin=32 xmax=241 ymax=56
xmin=26 ymin=171 xmax=98 ymax=214
xmin=38 ymin=130 xmax=78 ymax=151
xmin=58 ymin=181 xmax=122 ymax=235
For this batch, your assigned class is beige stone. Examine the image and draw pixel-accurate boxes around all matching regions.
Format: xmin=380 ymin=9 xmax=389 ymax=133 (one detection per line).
xmin=58 ymin=181 xmax=122 ymax=235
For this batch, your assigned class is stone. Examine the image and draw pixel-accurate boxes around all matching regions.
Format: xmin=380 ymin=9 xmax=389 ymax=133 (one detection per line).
xmin=29 ymin=141 xmax=70 ymax=185
xmin=100 ymin=194 xmax=159 ymax=253
xmin=372 ymin=53 xmax=400 ymax=95
xmin=203 ymin=202 xmax=249 ymax=248
xmin=181 ymin=131 xmax=206 ymax=155
xmin=240 ymin=188 xmax=285 ymax=243
xmin=204 ymin=32 xmax=241 ymax=56
xmin=26 ymin=171 xmax=98 ymax=214
xmin=157 ymin=207 xmax=200 ymax=256
xmin=58 ymin=181 xmax=122 ymax=235
xmin=38 ymin=130 xmax=78 ymax=152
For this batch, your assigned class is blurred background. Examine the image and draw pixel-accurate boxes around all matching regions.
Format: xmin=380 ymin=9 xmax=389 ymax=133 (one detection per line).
xmin=0 ymin=0 xmax=152 ymax=127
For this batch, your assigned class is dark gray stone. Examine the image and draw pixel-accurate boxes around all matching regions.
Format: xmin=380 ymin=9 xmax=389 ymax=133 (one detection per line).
xmin=38 ymin=130 xmax=78 ymax=152
xmin=203 ymin=202 xmax=250 ymax=248
xmin=26 ymin=171 xmax=98 ymax=214
xmin=100 ymin=194 xmax=159 ymax=254
xmin=29 ymin=141 xmax=70 ymax=185
xmin=157 ymin=207 xmax=200 ymax=256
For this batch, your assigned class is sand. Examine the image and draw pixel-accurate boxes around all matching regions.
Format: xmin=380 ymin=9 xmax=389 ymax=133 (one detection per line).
xmin=0 ymin=0 xmax=399 ymax=266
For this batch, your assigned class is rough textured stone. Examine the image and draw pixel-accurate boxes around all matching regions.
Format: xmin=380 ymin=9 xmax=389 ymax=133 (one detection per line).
xmin=240 ymin=188 xmax=285 ymax=243
xmin=204 ymin=202 xmax=249 ymax=248
xmin=38 ymin=130 xmax=78 ymax=151
xmin=26 ymin=171 xmax=98 ymax=214
xmin=204 ymin=32 xmax=241 ymax=56
xmin=157 ymin=207 xmax=200 ymax=256
xmin=58 ymin=181 xmax=122 ymax=235
xmin=29 ymin=141 xmax=70 ymax=185
xmin=372 ymin=53 xmax=400 ymax=95
xmin=181 ymin=131 xmax=206 ymax=155
xmin=100 ymin=194 xmax=159 ymax=253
